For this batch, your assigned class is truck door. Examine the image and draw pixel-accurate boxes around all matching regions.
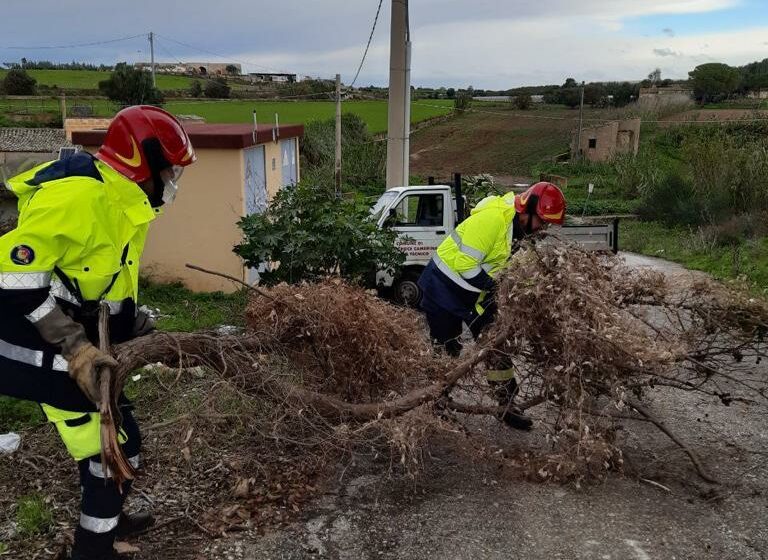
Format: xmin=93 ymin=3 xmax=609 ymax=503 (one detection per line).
xmin=389 ymin=190 xmax=451 ymax=264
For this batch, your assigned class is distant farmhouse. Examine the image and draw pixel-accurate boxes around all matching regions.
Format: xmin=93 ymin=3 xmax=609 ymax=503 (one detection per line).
xmin=638 ymin=85 xmax=693 ymax=107
xmin=134 ymin=62 xmax=242 ymax=76
xmin=246 ymin=73 xmax=298 ymax=84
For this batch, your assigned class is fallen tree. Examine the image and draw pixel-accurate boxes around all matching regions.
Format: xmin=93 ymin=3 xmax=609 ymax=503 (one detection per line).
xmin=109 ymin=242 xmax=768 ymax=486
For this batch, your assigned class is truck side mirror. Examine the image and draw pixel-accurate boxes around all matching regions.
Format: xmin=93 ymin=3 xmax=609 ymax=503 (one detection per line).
xmin=384 ymin=208 xmax=398 ymax=226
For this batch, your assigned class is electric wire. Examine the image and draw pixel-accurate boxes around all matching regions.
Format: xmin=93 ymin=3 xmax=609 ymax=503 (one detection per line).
xmin=0 ymin=33 xmax=146 ymax=50
xmin=349 ymin=0 xmax=384 ymax=88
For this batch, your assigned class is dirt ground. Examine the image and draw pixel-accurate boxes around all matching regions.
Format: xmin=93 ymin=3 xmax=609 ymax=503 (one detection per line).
xmin=2 ymin=254 xmax=767 ymax=559
xmin=409 ymin=108 xmax=576 ymax=180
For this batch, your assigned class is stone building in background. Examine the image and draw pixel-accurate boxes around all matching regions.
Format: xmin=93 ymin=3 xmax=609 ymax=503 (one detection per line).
xmin=571 ymin=118 xmax=641 ymax=163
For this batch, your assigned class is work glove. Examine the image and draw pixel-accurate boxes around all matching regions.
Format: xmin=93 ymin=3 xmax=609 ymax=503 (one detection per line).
xmin=34 ymin=305 xmax=117 ymax=406
xmin=132 ymin=309 xmax=156 ymax=338
xmin=67 ymin=343 xmax=118 ymax=406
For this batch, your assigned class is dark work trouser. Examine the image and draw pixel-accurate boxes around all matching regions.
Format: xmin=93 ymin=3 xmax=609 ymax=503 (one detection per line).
xmin=0 ymin=354 xmax=140 ymax=557
xmin=423 ymin=299 xmax=517 ymax=403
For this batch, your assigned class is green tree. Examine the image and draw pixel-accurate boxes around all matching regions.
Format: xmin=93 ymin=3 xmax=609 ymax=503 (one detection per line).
xmin=560 ymin=87 xmax=581 ymax=108
xmin=225 ymin=64 xmax=239 ymax=76
xmin=98 ymin=62 xmax=163 ymax=106
xmin=188 ymin=80 xmax=203 ymax=98
xmin=235 ymin=183 xmax=405 ymax=286
xmin=689 ymin=63 xmax=741 ymax=103
xmin=204 ymin=77 xmax=231 ymax=98
xmin=446 ymin=87 xmax=456 ymax=99
xmin=562 ymin=77 xmax=578 ymax=88
xmin=1 ymin=69 xmax=37 ymax=95
xmin=584 ymin=83 xmax=607 ymax=106
xmin=514 ymin=93 xmax=532 ymax=110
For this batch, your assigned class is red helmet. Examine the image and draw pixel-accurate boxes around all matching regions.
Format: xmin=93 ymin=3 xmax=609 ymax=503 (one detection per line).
xmin=515 ymin=182 xmax=566 ymax=225
xmin=96 ymin=105 xmax=196 ymax=183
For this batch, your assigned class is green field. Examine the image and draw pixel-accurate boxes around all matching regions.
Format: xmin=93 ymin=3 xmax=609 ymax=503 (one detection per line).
xmin=166 ymin=99 xmax=453 ymax=133
xmin=0 ymin=69 xmax=195 ymax=91
xmin=0 ymin=97 xmax=454 ymax=134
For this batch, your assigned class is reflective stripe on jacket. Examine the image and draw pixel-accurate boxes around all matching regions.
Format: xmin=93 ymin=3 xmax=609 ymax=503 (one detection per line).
xmin=419 ymin=195 xmax=516 ymax=319
xmin=0 ymin=153 xmax=157 ymax=410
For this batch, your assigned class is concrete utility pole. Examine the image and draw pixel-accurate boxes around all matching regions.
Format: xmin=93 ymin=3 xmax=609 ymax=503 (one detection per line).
xmin=576 ymin=81 xmax=585 ymax=160
xmin=335 ymin=73 xmax=342 ymax=196
xmin=149 ymin=31 xmax=156 ymax=87
xmin=385 ymin=0 xmax=411 ymax=189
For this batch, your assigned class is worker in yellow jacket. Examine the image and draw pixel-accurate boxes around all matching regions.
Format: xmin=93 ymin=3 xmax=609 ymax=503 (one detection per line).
xmin=418 ymin=182 xmax=566 ymax=429
xmin=0 ymin=106 xmax=195 ymax=560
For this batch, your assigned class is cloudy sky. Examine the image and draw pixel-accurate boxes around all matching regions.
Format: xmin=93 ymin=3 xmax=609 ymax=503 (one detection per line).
xmin=1 ymin=0 xmax=767 ymax=89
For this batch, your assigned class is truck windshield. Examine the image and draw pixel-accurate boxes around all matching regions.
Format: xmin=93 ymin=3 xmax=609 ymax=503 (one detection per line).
xmin=370 ymin=191 xmax=399 ymax=220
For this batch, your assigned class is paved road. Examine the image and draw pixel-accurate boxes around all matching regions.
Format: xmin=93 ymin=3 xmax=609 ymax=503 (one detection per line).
xmin=204 ymin=254 xmax=768 ymax=560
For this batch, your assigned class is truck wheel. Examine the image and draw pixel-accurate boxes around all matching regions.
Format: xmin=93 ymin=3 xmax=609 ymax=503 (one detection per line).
xmin=394 ymin=272 xmax=422 ymax=308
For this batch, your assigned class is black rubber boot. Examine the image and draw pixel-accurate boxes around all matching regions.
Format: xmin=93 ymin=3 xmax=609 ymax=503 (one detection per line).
xmin=115 ymin=511 xmax=155 ymax=538
xmin=498 ymin=407 xmax=534 ymax=431
xmin=69 ymin=526 xmax=119 ymax=560
xmin=489 ymin=378 xmax=533 ymax=431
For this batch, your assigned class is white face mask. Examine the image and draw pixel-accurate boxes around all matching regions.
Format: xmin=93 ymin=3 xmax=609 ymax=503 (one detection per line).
xmin=160 ymin=165 xmax=184 ymax=205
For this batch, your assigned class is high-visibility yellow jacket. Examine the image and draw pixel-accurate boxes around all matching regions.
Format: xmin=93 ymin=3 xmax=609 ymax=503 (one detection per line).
xmin=418 ymin=195 xmax=516 ymax=319
xmin=0 ymin=152 xmax=159 ymax=417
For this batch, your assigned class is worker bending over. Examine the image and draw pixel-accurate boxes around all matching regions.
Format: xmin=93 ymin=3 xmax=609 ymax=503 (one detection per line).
xmin=0 ymin=106 xmax=196 ymax=560
xmin=418 ymin=182 xmax=566 ymax=429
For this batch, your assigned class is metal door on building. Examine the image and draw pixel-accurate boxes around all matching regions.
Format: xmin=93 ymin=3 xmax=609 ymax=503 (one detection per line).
xmin=244 ymin=145 xmax=268 ymax=284
xmin=244 ymin=145 xmax=268 ymax=215
xmin=280 ymin=138 xmax=298 ymax=186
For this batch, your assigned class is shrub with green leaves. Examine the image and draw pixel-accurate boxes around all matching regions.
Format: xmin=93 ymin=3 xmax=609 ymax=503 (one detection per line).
xmin=300 ymin=113 xmax=386 ymax=195
xmin=235 ymin=183 xmax=405 ymax=286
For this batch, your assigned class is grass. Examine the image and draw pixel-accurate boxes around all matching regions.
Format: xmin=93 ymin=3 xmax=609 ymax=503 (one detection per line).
xmin=621 ymin=220 xmax=768 ymax=290
xmin=165 ymin=99 xmax=453 ymax=134
xmin=15 ymin=494 xmax=53 ymax=537
xmin=0 ymin=69 xmax=195 ymax=91
xmin=0 ymin=397 xmax=43 ymax=431
xmin=139 ymin=279 xmax=248 ymax=332
xmin=0 ymin=97 xmax=453 ymax=134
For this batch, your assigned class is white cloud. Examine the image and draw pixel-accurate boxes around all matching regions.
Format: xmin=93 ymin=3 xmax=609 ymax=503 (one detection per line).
xmin=654 ymin=48 xmax=683 ymax=57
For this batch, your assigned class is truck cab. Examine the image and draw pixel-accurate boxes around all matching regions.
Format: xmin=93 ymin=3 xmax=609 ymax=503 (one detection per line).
xmin=371 ymin=184 xmax=618 ymax=307
xmin=372 ymin=185 xmax=456 ymax=305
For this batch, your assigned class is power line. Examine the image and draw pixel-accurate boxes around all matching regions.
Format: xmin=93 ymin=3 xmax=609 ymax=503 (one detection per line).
xmin=0 ymin=33 xmax=145 ymax=50
xmin=349 ymin=0 xmax=384 ymax=88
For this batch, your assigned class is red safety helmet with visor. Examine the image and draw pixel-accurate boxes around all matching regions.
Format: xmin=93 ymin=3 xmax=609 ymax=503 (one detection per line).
xmin=514 ymin=182 xmax=566 ymax=225
xmin=96 ymin=105 xmax=196 ymax=205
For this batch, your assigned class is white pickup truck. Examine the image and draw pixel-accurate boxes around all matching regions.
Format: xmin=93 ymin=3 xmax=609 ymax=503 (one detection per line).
xmin=371 ymin=184 xmax=618 ymax=306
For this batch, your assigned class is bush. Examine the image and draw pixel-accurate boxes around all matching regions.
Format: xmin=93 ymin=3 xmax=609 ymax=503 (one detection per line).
xmin=204 ymin=77 xmax=230 ymax=99
xmin=1 ymin=69 xmax=36 ymax=95
xmin=188 ymin=80 xmax=203 ymax=98
xmin=453 ymin=91 xmax=472 ymax=113
xmin=234 ymin=183 xmax=405 ymax=286
xmin=514 ymin=93 xmax=532 ymax=110
xmin=98 ymin=62 xmax=163 ymax=106
xmin=300 ymin=113 xmax=385 ymax=194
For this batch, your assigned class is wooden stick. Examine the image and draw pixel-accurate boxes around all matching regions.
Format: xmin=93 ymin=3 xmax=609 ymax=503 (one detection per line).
xmin=98 ymin=302 xmax=135 ymax=487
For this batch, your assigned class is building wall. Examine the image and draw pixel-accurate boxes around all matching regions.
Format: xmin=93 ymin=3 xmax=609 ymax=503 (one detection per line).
xmin=64 ymin=118 xmax=112 ymax=141
xmin=141 ymin=148 xmax=245 ymax=292
xmin=573 ymin=118 xmax=641 ymax=162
